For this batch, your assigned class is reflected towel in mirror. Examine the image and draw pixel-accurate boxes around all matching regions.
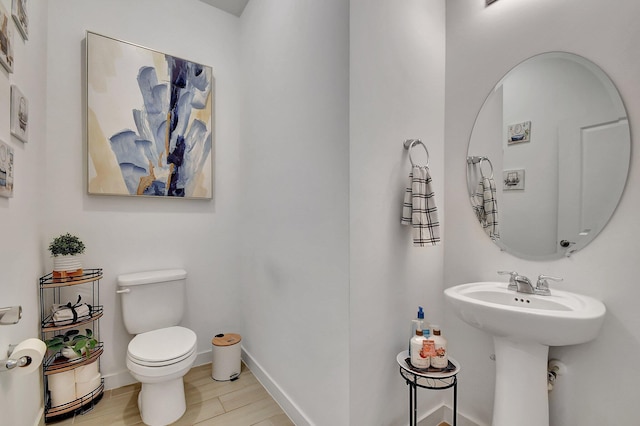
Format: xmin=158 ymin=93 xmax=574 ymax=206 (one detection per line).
xmin=472 ymin=176 xmax=500 ymax=240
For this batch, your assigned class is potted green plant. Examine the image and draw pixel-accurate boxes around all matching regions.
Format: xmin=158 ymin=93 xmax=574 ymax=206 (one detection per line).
xmin=48 ymin=233 xmax=85 ymax=276
xmin=45 ymin=329 xmax=97 ymax=360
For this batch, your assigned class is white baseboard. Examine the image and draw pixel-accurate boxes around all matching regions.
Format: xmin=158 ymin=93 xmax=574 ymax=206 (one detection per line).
xmin=103 ymin=368 xmax=136 ymax=390
xmin=418 ymin=404 xmax=480 ymax=426
xmin=35 ymin=407 xmax=44 ymax=426
xmin=241 ymin=347 xmax=313 ymax=426
xmin=194 ymin=350 xmax=213 ymax=369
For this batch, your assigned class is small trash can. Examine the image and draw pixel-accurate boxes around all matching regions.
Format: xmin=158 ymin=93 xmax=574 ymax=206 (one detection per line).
xmin=211 ymin=333 xmax=242 ymax=381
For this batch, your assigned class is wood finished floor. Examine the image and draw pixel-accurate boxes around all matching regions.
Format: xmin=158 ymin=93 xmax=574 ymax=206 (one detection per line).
xmin=52 ymin=363 xmax=294 ymax=426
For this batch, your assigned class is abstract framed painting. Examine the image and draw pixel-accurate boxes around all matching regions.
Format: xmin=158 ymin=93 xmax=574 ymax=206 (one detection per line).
xmin=86 ymin=31 xmax=214 ymax=199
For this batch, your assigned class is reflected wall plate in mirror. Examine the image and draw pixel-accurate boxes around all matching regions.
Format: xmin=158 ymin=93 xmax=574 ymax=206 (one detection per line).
xmin=467 ymin=52 xmax=630 ymax=260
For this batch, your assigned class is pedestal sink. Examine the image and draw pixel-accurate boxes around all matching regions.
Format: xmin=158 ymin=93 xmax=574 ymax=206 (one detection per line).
xmin=444 ymin=281 xmax=606 ymax=426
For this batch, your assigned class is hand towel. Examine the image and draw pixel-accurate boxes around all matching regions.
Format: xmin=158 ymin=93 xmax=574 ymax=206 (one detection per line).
xmin=401 ymin=166 xmax=440 ymax=246
xmin=52 ymin=303 xmax=91 ymax=326
xmin=472 ymin=176 xmax=500 ymax=240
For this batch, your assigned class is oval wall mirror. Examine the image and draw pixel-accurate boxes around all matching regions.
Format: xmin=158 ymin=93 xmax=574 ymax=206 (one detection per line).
xmin=467 ymin=52 xmax=630 ymax=260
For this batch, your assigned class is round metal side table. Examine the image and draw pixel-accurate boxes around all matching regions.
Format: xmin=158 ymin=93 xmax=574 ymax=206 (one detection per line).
xmin=397 ymin=351 xmax=460 ymax=426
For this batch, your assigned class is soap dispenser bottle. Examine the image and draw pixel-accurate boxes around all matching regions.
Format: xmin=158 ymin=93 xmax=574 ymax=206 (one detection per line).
xmin=430 ymin=325 xmax=448 ymax=368
xmin=409 ymin=307 xmax=424 ymax=356
xmin=412 ymin=307 xmax=424 ymax=337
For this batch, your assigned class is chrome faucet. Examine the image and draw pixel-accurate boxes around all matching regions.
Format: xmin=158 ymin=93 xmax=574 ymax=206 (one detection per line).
xmin=514 ymin=274 xmax=535 ymax=294
xmin=498 ymin=271 xmax=562 ymax=295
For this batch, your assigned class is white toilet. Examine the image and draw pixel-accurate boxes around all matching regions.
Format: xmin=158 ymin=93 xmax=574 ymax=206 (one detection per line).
xmin=117 ymin=269 xmax=197 ymax=426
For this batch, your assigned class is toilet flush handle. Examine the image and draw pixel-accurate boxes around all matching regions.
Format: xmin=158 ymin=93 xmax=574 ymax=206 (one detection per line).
xmin=116 ymin=288 xmax=130 ymax=294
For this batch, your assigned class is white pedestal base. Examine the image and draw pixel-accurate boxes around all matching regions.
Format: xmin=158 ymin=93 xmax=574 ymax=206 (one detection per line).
xmin=492 ymin=337 xmax=549 ymax=426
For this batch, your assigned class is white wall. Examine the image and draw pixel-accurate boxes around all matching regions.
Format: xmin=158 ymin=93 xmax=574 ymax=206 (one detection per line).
xmin=350 ymin=1 xmax=446 ymax=425
xmin=445 ymin=0 xmax=640 ymax=424
xmin=44 ymin=0 xmax=242 ymax=389
xmin=239 ymin=1 xmax=350 ymax=424
xmin=4 ymin=2 xmax=445 ymax=425
xmin=0 ymin=1 xmax=48 ymax=425
xmin=9 ymin=2 xmax=638 ymax=425
xmin=239 ymin=2 xmax=449 ymax=424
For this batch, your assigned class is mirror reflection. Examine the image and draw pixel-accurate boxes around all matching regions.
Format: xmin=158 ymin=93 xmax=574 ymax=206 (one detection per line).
xmin=467 ymin=52 xmax=630 ymax=260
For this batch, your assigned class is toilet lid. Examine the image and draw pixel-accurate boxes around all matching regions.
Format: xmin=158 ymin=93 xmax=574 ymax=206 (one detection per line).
xmin=128 ymin=326 xmax=197 ymax=366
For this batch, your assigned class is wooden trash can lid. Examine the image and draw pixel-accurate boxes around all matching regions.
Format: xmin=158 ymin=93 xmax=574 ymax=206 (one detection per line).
xmin=212 ymin=333 xmax=241 ymax=346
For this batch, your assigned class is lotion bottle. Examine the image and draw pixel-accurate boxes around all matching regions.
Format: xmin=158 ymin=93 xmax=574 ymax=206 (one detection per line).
xmin=410 ymin=329 xmax=429 ymax=368
xmin=430 ymin=325 xmax=448 ymax=369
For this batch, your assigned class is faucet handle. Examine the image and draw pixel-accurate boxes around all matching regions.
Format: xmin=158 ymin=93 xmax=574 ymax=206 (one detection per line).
xmin=535 ymin=275 xmax=563 ymax=295
xmin=498 ymin=271 xmax=518 ymax=290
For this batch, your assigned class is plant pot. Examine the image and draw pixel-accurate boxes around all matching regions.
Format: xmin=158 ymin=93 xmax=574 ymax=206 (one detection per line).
xmin=53 ymin=255 xmax=82 ymax=272
xmin=61 ymin=346 xmax=86 ymax=360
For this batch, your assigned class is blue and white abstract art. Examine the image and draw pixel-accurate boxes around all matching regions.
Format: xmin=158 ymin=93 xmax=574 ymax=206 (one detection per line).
xmin=86 ymin=32 xmax=213 ymax=199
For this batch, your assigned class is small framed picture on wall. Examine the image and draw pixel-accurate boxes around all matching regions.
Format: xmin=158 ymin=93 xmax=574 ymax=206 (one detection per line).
xmin=10 ymin=85 xmax=28 ymax=143
xmin=0 ymin=1 xmax=14 ymax=72
xmin=12 ymin=0 xmax=28 ymax=41
xmin=0 ymin=140 xmax=15 ymax=198
xmin=507 ymin=121 xmax=531 ymax=145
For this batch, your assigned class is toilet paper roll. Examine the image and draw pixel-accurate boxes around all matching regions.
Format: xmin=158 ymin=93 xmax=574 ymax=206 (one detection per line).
xmin=49 ymin=370 xmax=76 ymax=407
xmin=9 ymin=338 xmax=46 ymax=376
xmin=75 ymin=361 xmax=99 ymax=383
xmin=76 ymin=372 xmax=101 ymax=397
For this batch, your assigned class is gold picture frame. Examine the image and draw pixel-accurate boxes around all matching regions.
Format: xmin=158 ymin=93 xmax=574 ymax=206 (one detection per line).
xmin=86 ymin=32 xmax=214 ymax=199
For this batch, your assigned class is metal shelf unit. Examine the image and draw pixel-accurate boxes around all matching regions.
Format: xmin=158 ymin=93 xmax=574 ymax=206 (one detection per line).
xmin=39 ymin=269 xmax=104 ymax=423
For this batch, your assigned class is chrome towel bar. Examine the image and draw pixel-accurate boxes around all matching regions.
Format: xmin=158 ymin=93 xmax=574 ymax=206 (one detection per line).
xmin=404 ymin=139 xmax=430 ymax=167
xmin=467 ymin=156 xmax=494 ymax=179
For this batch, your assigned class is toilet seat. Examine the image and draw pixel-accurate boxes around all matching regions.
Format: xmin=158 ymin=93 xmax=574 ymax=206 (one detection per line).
xmin=128 ymin=326 xmax=197 ymax=367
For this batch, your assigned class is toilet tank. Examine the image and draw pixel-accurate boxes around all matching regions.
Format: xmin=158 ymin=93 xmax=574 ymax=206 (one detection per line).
xmin=117 ymin=269 xmax=187 ymax=335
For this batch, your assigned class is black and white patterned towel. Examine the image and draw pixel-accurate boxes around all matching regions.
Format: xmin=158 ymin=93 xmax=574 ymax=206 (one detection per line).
xmin=472 ymin=176 xmax=500 ymax=240
xmin=401 ymin=166 xmax=440 ymax=246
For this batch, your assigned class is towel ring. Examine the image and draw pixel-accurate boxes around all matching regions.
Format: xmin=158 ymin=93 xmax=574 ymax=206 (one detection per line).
xmin=479 ymin=157 xmax=494 ymax=179
xmin=403 ymin=139 xmax=430 ymax=167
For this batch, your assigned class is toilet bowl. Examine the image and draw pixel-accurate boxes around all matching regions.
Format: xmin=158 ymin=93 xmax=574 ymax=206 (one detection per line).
xmin=126 ymin=327 xmax=197 ymax=425
xmin=117 ymin=269 xmax=197 ymax=426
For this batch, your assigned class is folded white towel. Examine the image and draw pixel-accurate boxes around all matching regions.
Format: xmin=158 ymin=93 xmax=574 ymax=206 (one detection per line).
xmin=52 ymin=303 xmax=91 ymax=326
xmin=472 ymin=176 xmax=500 ymax=240
xmin=401 ymin=166 xmax=440 ymax=246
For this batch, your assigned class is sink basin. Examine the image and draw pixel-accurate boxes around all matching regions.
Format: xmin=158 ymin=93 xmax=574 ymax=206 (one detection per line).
xmin=445 ymin=281 xmax=606 ymax=426
xmin=444 ymin=281 xmax=605 ymax=346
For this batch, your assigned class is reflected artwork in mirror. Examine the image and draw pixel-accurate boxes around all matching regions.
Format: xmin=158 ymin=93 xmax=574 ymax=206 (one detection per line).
xmin=467 ymin=52 xmax=630 ymax=260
